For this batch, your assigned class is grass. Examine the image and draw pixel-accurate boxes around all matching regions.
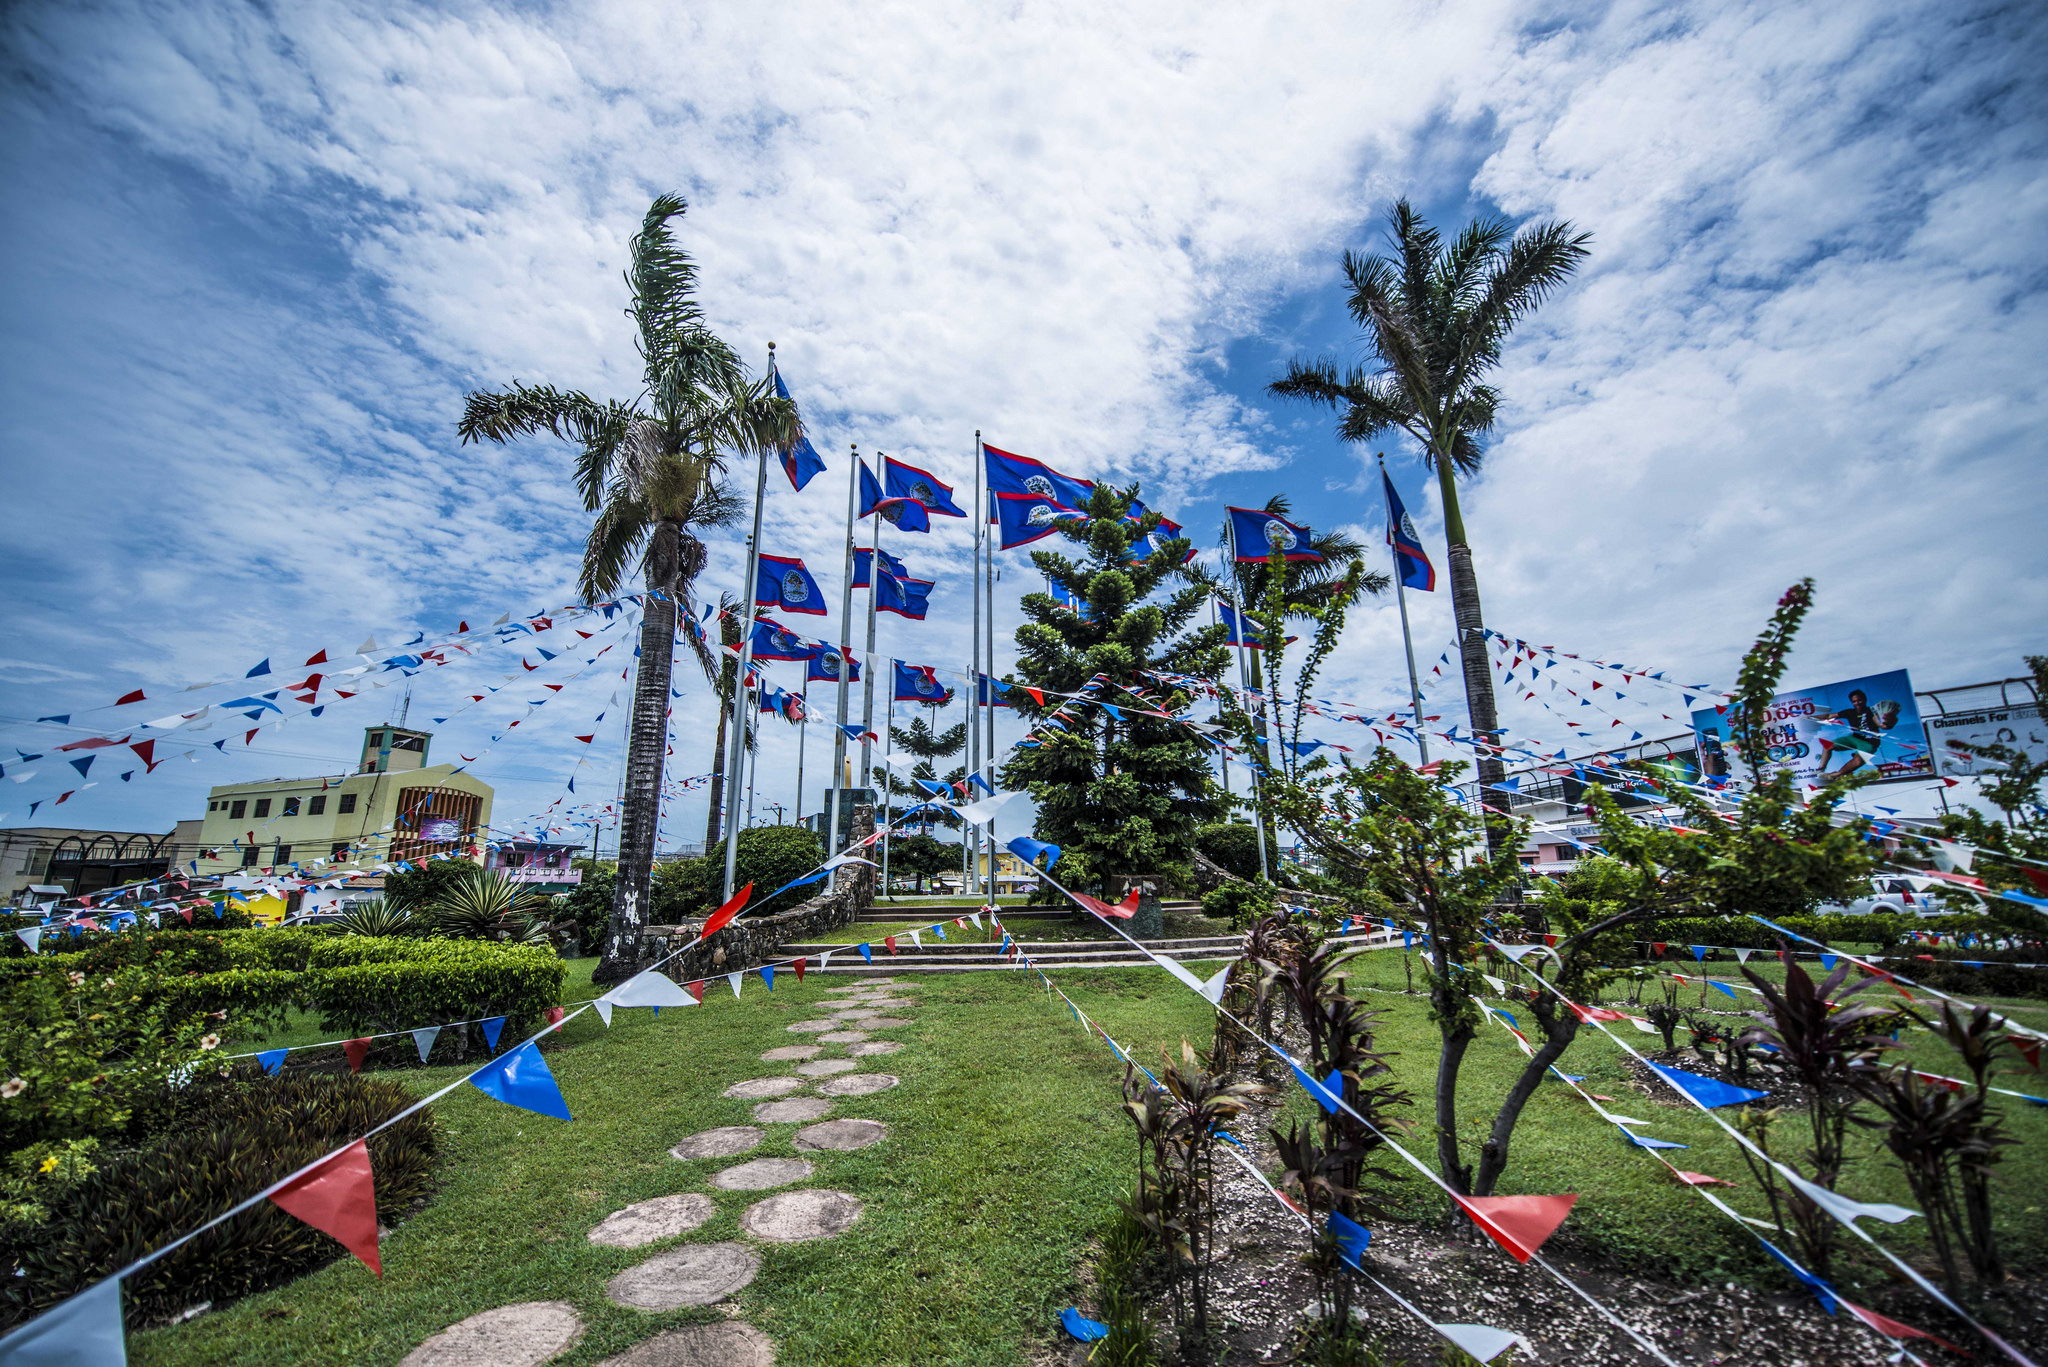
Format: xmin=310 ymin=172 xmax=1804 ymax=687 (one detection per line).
xmin=133 ymin=961 xmax=1214 ymax=1367
xmin=134 ymin=945 xmax=2047 ymax=1364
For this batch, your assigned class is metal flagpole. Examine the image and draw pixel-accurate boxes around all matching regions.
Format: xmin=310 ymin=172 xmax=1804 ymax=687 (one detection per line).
xmin=1210 ymin=595 xmax=1232 ymax=805
xmin=1382 ymin=455 xmax=1430 ymax=767
xmin=828 ymin=444 xmax=859 ymax=883
xmin=980 ymin=435 xmax=998 ymax=900
xmin=965 ymin=437 xmax=983 ymax=896
xmin=721 ymin=343 xmax=779 ymax=899
xmin=1222 ymin=525 xmax=1271 ymax=881
xmin=859 ymin=459 xmax=882 ymax=795
xmin=880 ymin=696 xmax=893 ymax=899
xmin=744 ymin=692 xmax=758 ymax=828
xmin=794 ymin=681 xmax=809 ymax=827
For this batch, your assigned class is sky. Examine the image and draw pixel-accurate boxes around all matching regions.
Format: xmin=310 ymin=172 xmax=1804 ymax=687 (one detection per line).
xmin=2 ymin=0 xmax=2043 ymax=850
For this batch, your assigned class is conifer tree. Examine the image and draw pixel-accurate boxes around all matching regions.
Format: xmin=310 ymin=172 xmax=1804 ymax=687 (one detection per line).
xmin=1000 ymin=483 xmax=1227 ymax=892
xmin=887 ymin=712 xmax=966 ymax=836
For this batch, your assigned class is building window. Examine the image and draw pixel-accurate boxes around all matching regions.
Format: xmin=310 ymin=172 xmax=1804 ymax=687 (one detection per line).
xmin=309 ymin=795 xmax=326 ymax=816
xmin=254 ymin=799 xmax=271 ymax=819
xmin=229 ymin=799 xmax=247 ymax=820
xmin=275 ymin=844 xmax=292 ymax=866
xmin=283 ymin=797 xmax=301 ymax=817
xmin=331 ymin=842 xmax=350 ymax=860
xmin=338 ymin=794 xmax=357 ymax=814
xmin=208 ymin=801 xmax=218 ymax=811
xmin=240 ymin=846 xmax=259 ymax=867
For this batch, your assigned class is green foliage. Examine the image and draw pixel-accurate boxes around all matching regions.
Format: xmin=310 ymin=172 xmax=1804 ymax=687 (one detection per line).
xmin=422 ymin=867 xmax=549 ymax=943
xmin=0 ymin=1072 xmax=439 ymax=1330
xmin=298 ymin=939 xmax=565 ymax=1040
xmin=888 ymin=832 xmax=958 ymax=893
xmin=559 ymin=861 xmax=616 ymax=951
xmin=1199 ymin=880 xmax=1275 ymax=930
xmin=382 ymin=857 xmax=477 ymax=913
xmin=1729 ymin=579 xmax=1815 ymax=785
xmin=651 ymin=825 xmax=825 ymax=921
xmin=334 ymin=899 xmax=416 ymax=937
xmin=1194 ymin=822 xmax=1264 ymax=881
xmin=1000 ymin=481 xmax=1224 ymax=893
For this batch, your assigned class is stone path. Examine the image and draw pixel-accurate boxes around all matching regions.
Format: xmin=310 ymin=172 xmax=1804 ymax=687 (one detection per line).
xmin=412 ymin=978 xmax=916 ymax=1366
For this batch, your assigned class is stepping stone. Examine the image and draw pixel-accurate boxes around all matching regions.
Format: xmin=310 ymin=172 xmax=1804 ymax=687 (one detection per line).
xmin=606 ymin=1243 xmax=760 ymax=1311
xmin=752 ymin=1097 xmax=833 ymax=1124
xmin=760 ymin=1045 xmax=820 ymax=1062
xmin=846 ymin=1041 xmax=902 ymax=1057
xmin=832 ymin=1009 xmax=880 ymax=1021
xmin=711 ymin=1157 xmax=814 ymax=1191
xmin=400 ymin=1301 xmax=583 ymax=1367
xmin=862 ymin=1017 xmax=912 ymax=1029
xmin=794 ymin=1118 xmax=887 ymax=1152
xmin=794 ymin=1059 xmax=857 ymax=1077
xmin=861 ymin=997 xmax=915 ymax=1009
xmin=785 ymin=1020 xmax=840 ymax=1033
xmin=740 ymin=1189 xmax=863 ymax=1243
xmin=723 ymin=1077 xmax=807 ymax=1099
xmin=818 ymin=1030 xmax=868 ymax=1044
xmin=816 ymin=1073 xmax=898 ymax=1097
xmin=588 ymin=1194 xmax=717 ymax=1248
xmin=593 ymin=1323 xmax=775 ymax=1367
xmin=670 ymin=1126 xmax=764 ymax=1161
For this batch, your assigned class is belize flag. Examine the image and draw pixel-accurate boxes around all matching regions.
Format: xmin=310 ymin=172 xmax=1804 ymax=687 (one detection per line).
xmin=755 ymin=553 xmax=827 ymax=615
xmin=853 ymin=545 xmax=909 ymax=589
xmin=884 ymin=457 xmax=966 ymax=517
xmin=1051 ymin=582 xmax=1093 ymax=620
xmin=877 ymin=574 xmax=935 ymax=620
xmin=994 ymin=491 xmax=1085 ymax=550
xmin=1218 ymin=600 xmax=1295 ymax=650
xmin=749 ymin=616 xmax=816 ymax=662
xmin=1382 ymin=472 xmax=1436 ymax=591
xmin=894 ymin=660 xmax=953 ymax=703
xmin=976 ymin=674 xmax=1013 ymax=707
xmin=983 ymin=443 xmax=1094 ymax=510
xmin=859 ymin=460 xmax=932 ymax=533
xmin=806 ymin=644 xmax=861 ymax=683
xmin=771 ymin=369 xmax=828 ymax=491
xmin=1125 ymin=502 xmax=1193 ymax=565
xmin=1227 ymin=506 xmax=1324 ymax=563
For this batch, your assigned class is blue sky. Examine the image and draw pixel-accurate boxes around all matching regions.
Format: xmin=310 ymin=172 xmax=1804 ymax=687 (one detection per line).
xmin=2 ymin=0 xmax=2044 ymax=845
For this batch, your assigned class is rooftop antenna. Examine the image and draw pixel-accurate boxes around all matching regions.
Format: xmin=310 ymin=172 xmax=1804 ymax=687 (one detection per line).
xmin=398 ymin=683 xmax=413 ymax=728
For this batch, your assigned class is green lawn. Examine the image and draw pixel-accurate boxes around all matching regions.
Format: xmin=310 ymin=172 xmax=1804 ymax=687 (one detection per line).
xmin=135 ymin=948 xmax=2047 ymax=1365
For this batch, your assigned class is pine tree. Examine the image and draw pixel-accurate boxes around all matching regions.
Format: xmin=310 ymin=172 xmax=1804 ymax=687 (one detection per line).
xmin=1000 ymin=483 xmax=1226 ymax=892
xmin=887 ymin=713 xmax=966 ymax=836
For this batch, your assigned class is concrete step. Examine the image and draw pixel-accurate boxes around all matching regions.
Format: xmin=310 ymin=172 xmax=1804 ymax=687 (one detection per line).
xmin=780 ymin=934 xmax=1241 ymax=958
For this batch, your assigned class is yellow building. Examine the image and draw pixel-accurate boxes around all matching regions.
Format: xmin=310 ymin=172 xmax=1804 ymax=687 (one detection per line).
xmin=191 ymin=725 xmax=492 ymax=879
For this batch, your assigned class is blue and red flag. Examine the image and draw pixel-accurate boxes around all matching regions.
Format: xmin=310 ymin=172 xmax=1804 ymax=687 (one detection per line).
xmin=1227 ymin=506 xmax=1324 ymax=563
xmin=976 ymin=674 xmax=1013 ymax=707
xmin=1218 ymin=600 xmax=1296 ymax=650
xmin=852 ymin=545 xmax=909 ymax=589
xmin=771 ymin=368 xmax=828 ymax=492
xmin=749 ymin=616 xmax=816 ymax=662
xmin=1051 ymin=582 xmax=1093 ymax=621
xmin=982 ymin=442 xmax=1094 ymax=510
xmin=994 ymin=491 xmax=1085 ymax=550
xmin=877 ymin=574 xmax=934 ymax=620
xmin=1382 ymin=472 xmax=1436 ymax=591
xmin=806 ymin=645 xmax=861 ymax=683
xmin=1125 ymin=502 xmax=1193 ymax=565
xmin=893 ymin=660 xmax=954 ymax=703
xmin=859 ymin=461 xmax=931 ymax=533
xmin=755 ymin=553 xmax=827 ymax=616
xmin=884 ymin=457 xmax=966 ymax=517
xmin=759 ymin=686 xmax=806 ymax=721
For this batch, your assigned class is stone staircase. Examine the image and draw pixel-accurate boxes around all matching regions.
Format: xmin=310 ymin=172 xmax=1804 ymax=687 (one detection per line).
xmin=775 ymin=931 xmax=1242 ymax=975
xmin=855 ymin=899 xmax=1204 ymax=925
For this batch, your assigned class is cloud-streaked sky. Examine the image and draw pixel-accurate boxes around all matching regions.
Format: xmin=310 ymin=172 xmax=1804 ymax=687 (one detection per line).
xmin=3 ymin=0 xmax=2043 ymax=843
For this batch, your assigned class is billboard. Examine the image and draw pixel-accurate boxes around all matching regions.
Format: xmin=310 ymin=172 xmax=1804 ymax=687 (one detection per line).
xmin=1691 ymin=668 xmax=1931 ymax=787
xmin=417 ymin=816 xmax=463 ymax=843
xmin=1924 ymin=701 xmax=2046 ymax=778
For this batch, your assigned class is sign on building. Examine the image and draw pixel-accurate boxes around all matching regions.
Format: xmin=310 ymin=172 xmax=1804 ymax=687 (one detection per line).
xmin=1691 ymin=668 xmax=1932 ymax=786
xmin=1924 ymin=701 xmax=2046 ymax=778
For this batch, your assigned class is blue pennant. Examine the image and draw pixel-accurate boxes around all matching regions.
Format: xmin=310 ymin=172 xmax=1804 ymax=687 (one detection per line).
xmin=469 ymin=1041 xmax=572 ymax=1121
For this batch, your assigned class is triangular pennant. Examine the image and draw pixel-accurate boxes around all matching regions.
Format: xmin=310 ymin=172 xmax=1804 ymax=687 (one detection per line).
xmin=1670 ymin=1170 xmax=1735 ymax=1187
xmin=14 ymin=927 xmax=40 ymax=954
xmin=1453 ymin=1193 xmax=1577 ymax=1263
xmin=593 ymin=1000 xmax=614 ymax=1027
xmin=858 ymin=942 xmax=873 ymax=963
xmin=480 ymin=1016 xmax=508 ymax=1051
xmin=1779 ymin=1167 xmax=1918 ymax=1226
xmin=1432 ymin=1324 xmax=1522 ymax=1364
xmin=604 ymin=968 xmax=694 ymax=1009
xmin=701 ymin=883 xmax=753 ymax=938
xmin=1645 ymin=1061 xmax=1769 ymax=1109
xmin=341 ymin=1038 xmax=372 ymax=1074
xmin=269 ymin=1138 xmax=381 ymax=1273
xmin=1291 ymin=1063 xmax=1343 ymax=1114
xmin=727 ymin=971 xmax=744 ymax=999
xmin=468 ymin=1042 xmax=571 ymax=1120
xmin=1328 ymin=1209 xmax=1371 ymax=1271
xmin=685 ymin=980 xmax=705 ymax=1003
xmin=257 ymin=1048 xmax=289 ymax=1076
xmin=1839 ymin=1299 xmax=1965 ymax=1354
xmin=793 ymin=957 xmax=806 ymax=982
xmin=884 ymin=935 xmax=897 ymax=956
xmin=0 ymin=1262 xmax=128 ymax=1363
xmin=759 ymin=964 xmax=775 ymax=991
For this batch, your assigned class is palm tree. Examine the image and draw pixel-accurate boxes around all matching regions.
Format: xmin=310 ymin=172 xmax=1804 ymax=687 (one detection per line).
xmin=458 ymin=195 xmax=798 ymax=983
xmin=1270 ymin=201 xmax=1590 ymax=857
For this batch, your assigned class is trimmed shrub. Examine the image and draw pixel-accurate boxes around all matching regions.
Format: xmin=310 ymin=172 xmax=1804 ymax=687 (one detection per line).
xmin=1195 ymin=822 xmax=1265 ymax=882
xmin=0 ymin=1072 xmax=440 ymax=1329
xmin=299 ymin=939 xmax=565 ymax=1040
xmin=652 ymin=825 xmax=826 ymax=922
xmin=1202 ymin=881 xmax=1276 ymax=931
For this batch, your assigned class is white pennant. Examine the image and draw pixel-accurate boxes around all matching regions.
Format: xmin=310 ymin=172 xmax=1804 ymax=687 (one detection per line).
xmin=728 ymin=971 xmax=744 ymax=999
xmin=954 ymin=789 xmax=1024 ymax=827
xmin=1734 ymin=948 xmax=1753 ymax=963
xmin=1496 ymin=944 xmax=1546 ymax=963
xmin=604 ymin=968 xmax=695 ymax=1009
xmin=910 ymin=930 xmax=922 ymax=949
xmin=819 ymin=950 xmax=834 ymax=970
xmin=14 ymin=927 xmax=41 ymax=953
xmin=1630 ymin=1016 xmax=1659 ymax=1033
xmin=969 ymin=912 xmax=983 ymax=929
xmin=412 ymin=1026 xmax=441 ymax=1062
xmin=1781 ymin=1167 xmax=1918 ymax=1226
xmin=593 ymin=1000 xmax=614 ymax=1027
xmin=1482 ymin=973 xmax=1507 ymax=996
xmin=1434 ymin=1323 xmax=1524 ymax=1363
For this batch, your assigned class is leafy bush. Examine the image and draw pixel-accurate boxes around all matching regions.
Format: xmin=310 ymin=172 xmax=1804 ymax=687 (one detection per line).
xmin=1195 ymin=822 xmax=1265 ymax=881
xmin=422 ymin=868 xmax=548 ymax=942
xmin=335 ymin=900 xmax=416 ymax=937
xmin=652 ymin=826 xmax=825 ymax=921
xmin=1201 ymin=881 xmax=1276 ymax=930
xmin=558 ymin=861 xmax=615 ymax=953
xmin=0 ymin=1072 xmax=440 ymax=1329
xmin=298 ymin=939 xmax=565 ymax=1041
xmin=383 ymin=856 xmax=478 ymax=911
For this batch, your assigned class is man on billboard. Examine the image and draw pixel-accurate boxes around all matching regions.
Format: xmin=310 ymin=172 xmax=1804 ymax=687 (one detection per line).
xmin=1812 ymin=686 xmax=1902 ymax=780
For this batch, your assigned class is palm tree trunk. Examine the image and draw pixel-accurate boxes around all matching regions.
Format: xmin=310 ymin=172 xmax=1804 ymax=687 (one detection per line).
xmin=597 ymin=521 xmax=680 ymax=985
xmin=704 ymin=662 xmax=732 ymax=850
xmin=1436 ymin=455 xmax=1511 ymax=870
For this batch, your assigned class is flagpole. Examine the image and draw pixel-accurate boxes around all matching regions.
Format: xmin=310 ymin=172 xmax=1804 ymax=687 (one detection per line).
xmin=1210 ymin=596 xmax=1232 ymax=806
xmin=828 ymin=443 xmax=859 ymax=883
xmin=1382 ymin=455 xmax=1429 ymax=767
xmin=965 ymin=435 xmax=984 ymax=897
xmin=881 ymin=709 xmax=893 ymax=899
xmin=794 ymin=681 xmax=809 ymax=829
xmin=722 ymin=488 xmax=765 ymax=900
xmin=859 ymin=460 xmax=882 ymax=797
xmin=1222 ymin=524 xmax=1272 ymax=881
xmin=980 ymin=433 xmax=998 ymax=901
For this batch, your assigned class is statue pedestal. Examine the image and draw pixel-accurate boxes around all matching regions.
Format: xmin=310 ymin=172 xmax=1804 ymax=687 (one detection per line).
xmin=1109 ymin=874 xmax=1165 ymax=941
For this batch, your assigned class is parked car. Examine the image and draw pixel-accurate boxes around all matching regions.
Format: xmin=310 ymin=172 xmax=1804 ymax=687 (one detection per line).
xmin=1816 ymin=876 xmax=1933 ymax=917
xmin=279 ymin=911 xmax=348 ymax=928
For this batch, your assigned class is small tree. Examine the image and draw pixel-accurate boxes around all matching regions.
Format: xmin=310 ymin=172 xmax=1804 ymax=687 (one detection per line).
xmin=889 ymin=833 xmax=956 ymax=894
xmin=1001 ymin=483 xmax=1224 ymax=893
xmin=887 ymin=714 xmax=966 ymax=835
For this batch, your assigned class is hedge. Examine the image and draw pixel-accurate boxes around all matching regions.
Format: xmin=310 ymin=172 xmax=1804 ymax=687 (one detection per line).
xmin=299 ymin=940 xmax=565 ymax=1040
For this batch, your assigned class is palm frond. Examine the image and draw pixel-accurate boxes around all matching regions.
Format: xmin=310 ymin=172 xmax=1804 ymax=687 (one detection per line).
xmin=627 ymin=196 xmax=710 ymax=392
xmin=1464 ymin=220 xmax=1593 ymax=366
xmin=459 ymin=383 xmax=638 ymax=511
xmin=581 ymin=492 xmax=652 ymax=602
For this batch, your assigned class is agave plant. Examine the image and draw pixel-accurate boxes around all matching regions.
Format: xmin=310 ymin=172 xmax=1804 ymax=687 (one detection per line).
xmin=426 ymin=869 xmax=550 ymax=943
xmin=335 ymin=900 xmax=415 ymax=937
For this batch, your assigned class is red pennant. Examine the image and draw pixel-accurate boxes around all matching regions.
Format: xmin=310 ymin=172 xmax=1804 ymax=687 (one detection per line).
xmin=269 ymin=1139 xmax=381 ymax=1274
xmin=1651 ymin=942 xmax=1667 ymax=956
xmin=545 ymin=1006 xmax=565 ymax=1031
xmin=701 ymin=883 xmax=752 ymax=938
xmin=129 ymin=739 xmax=158 ymax=771
xmin=1569 ymin=1004 xmax=1629 ymax=1023
xmin=1670 ymin=1170 xmax=1735 ymax=1188
xmin=179 ymin=906 xmax=194 ymax=925
xmin=1543 ymin=933 xmax=1559 ymax=947
xmin=1023 ymin=686 xmax=1045 ymax=706
xmin=115 ymin=688 xmax=146 ymax=706
xmin=685 ymin=980 xmax=705 ymax=1003
xmin=793 ymin=958 xmax=806 ymax=982
xmin=341 ymin=1038 xmax=372 ymax=1073
xmin=1454 ymin=1193 xmax=1577 ymax=1263
xmin=304 ymin=649 xmax=329 ymax=665
xmin=1840 ymin=1300 xmax=1965 ymax=1355
xmin=2014 ymin=1038 xmax=2042 ymax=1071
xmin=884 ymin=935 xmax=897 ymax=956
xmin=244 ymin=729 xmax=259 ymax=746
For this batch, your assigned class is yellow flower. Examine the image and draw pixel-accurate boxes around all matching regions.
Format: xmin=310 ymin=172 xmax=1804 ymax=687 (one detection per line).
xmin=39 ymin=1156 xmax=58 ymax=1174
